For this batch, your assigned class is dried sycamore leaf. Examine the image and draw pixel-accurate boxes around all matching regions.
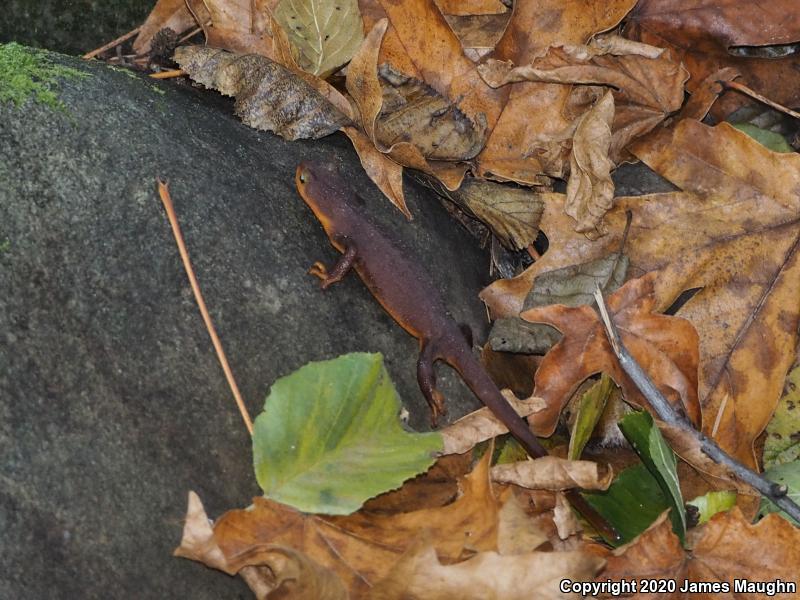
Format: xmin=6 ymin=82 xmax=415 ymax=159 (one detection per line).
xmin=176 ymin=452 xmax=511 ymax=597
xmin=133 ymin=0 xmax=196 ymax=55
xmin=481 ymin=120 xmax=800 ymax=468
xmin=440 ymin=392 xmax=547 ymax=455
xmin=601 ymin=508 xmax=800 ymax=597
xmin=376 ymin=64 xmax=486 ymax=161
xmin=565 ymin=90 xmax=614 ymax=237
xmin=476 ymin=0 xmax=638 ymax=183
xmin=433 ymin=0 xmax=507 ymax=17
xmin=626 ymin=0 xmax=800 ymax=119
xmin=175 ymin=46 xmax=350 ymax=139
xmin=522 ymin=272 xmax=701 ymax=437
xmin=491 ymin=456 xmax=613 ymax=491
xmin=370 ymin=542 xmax=604 ymax=600
xmin=275 ymin=0 xmax=364 ymax=77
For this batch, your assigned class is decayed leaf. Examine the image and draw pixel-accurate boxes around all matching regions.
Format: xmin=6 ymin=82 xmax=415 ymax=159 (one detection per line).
xmin=176 ymin=452 xmax=512 ymax=597
xmin=600 ymin=508 xmax=800 ymax=598
xmin=625 ymin=0 xmax=800 ymax=119
xmin=174 ymin=46 xmax=351 ymax=139
xmin=376 ymin=64 xmax=486 ymax=161
xmin=439 ymin=392 xmax=547 ymax=455
xmin=481 ymin=120 xmax=800 ymax=468
xmin=521 ymin=272 xmax=701 ymax=437
xmin=488 ymin=317 xmax=562 ymax=355
xmin=253 ymin=353 xmax=442 ymax=514
xmin=369 ymin=541 xmax=604 ymax=600
xmin=491 ymin=456 xmax=613 ymax=491
xmin=133 ymin=0 xmax=196 ymax=55
xmin=764 ymin=366 xmax=800 ymax=468
xmin=565 ymin=90 xmax=614 ymax=236
xmin=476 ymin=0 xmax=638 ymax=184
xmin=274 ymin=0 xmax=364 ymax=77
xmin=444 ymin=14 xmax=511 ymax=60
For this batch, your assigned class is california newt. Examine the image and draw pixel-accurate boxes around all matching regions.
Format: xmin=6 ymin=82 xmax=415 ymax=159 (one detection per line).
xmin=295 ymin=161 xmax=619 ymax=541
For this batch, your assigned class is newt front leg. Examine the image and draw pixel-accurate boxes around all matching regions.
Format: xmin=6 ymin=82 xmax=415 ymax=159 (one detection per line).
xmin=309 ymin=239 xmax=357 ymax=289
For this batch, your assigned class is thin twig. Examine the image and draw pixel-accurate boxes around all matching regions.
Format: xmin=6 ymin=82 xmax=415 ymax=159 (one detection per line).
xmin=157 ymin=179 xmax=254 ymax=435
xmin=83 ymin=26 xmax=142 ymax=60
xmin=178 ymin=25 xmax=205 ymax=45
xmin=718 ymin=80 xmax=800 ymax=121
xmin=593 ymin=287 xmax=800 ymax=524
xmin=150 ymin=69 xmax=186 ymax=80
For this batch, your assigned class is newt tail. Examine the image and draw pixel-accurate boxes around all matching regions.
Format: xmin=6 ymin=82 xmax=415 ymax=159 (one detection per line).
xmin=295 ymin=161 xmax=620 ymax=542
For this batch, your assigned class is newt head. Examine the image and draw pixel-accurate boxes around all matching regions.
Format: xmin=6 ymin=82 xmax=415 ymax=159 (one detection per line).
xmin=296 ymin=161 xmax=351 ymax=239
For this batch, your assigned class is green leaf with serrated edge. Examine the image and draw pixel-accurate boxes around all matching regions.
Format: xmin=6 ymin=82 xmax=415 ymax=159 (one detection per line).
xmin=758 ymin=461 xmax=800 ymax=525
xmin=764 ymin=366 xmax=800 ymax=468
xmin=568 ymin=374 xmax=614 ymax=460
xmin=274 ymin=0 xmax=364 ymax=77
xmin=732 ymin=123 xmax=794 ymax=153
xmin=253 ymin=353 xmax=442 ymax=515
xmin=619 ymin=411 xmax=687 ymax=544
xmin=687 ymin=491 xmax=737 ymax=525
xmin=582 ymin=463 xmax=669 ymax=546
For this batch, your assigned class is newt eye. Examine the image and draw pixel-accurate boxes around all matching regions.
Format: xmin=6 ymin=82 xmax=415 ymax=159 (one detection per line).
xmin=299 ymin=169 xmax=309 ymax=184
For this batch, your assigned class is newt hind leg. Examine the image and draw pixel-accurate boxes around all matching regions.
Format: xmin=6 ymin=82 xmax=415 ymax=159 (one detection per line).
xmin=417 ymin=337 xmax=447 ymax=427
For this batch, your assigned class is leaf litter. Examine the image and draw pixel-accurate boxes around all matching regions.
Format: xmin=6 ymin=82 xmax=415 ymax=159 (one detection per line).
xmin=101 ymin=0 xmax=800 ymax=595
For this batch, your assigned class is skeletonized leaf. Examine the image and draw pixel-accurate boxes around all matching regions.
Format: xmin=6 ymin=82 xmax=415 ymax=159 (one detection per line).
xmin=253 ymin=353 xmax=442 ymax=514
xmin=174 ymin=46 xmax=350 ymax=140
xmin=274 ymin=0 xmax=364 ymax=77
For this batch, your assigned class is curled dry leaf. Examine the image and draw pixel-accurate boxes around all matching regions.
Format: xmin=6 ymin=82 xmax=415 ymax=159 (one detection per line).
xmin=369 ymin=541 xmax=604 ymax=600
xmin=522 ymin=272 xmax=701 ymax=437
xmin=476 ymin=0 xmax=638 ymax=183
xmin=625 ymin=0 xmax=800 ymax=119
xmin=600 ymin=508 xmax=800 ymax=598
xmin=439 ymin=392 xmax=546 ymax=455
xmin=174 ymin=46 xmax=350 ymax=139
xmin=481 ymin=120 xmax=800 ymax=468
xmin=274 ymin=0 xmax=364 ymax=77
xmin=552 ymin=492 xmax=580 ymax=540
xmin=565 ymin=90 xmax=614 ymax=237
xmin=491 ymin=456 xmax=613 ymax=492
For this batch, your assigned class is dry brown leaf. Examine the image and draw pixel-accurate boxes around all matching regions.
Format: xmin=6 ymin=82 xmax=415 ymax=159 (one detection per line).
xmin=521 ymin=272 xmax=701 ymax=437
xmin=444 ymin=14 xmax=510 ymax=60
xmin=481 ymin=120 xmax=800 ymax=468
xmin=491 ymin=456 xmax=614 ymax=491
xmin=175 ymin=452 xmax=513 ymax=597
xmin=174 ymin=46 xmax=351 ymax=139
xmin=600 ymin=508 xmax=800 ymax=598
xmin=478 ymin=38 xmax=687 ymax=170
xmin=476 ymin=0 xmax=638 ymax=183
xmin=184 ymin=0 xmax=283 ymax=57
xmin=433 ymin=0 xmax=507 ymax=17
xmin=552 ymin=492 xmax=580 ymax=540
xmin=133 ymin=0 xmax=197 ymax=55
xmin=440 ymin=392 xmax=547 ymax=455
xmin=565 ymin=90 xmax=614 ymax=237
xmin=497 ymin=493 xmax=550 ymax=554
xmin=369 ymin=540 xmax=604 ymax=600
xmin=625 ymin=0 xmax=800 ymax=120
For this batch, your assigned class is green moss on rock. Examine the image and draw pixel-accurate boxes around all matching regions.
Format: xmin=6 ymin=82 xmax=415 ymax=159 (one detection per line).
xmin=0 ymin=42 xmax=88 ymax=110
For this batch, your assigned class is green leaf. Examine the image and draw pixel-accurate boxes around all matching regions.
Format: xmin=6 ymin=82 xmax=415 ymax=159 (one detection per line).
xmin=495 ymin=437 xmax=528 ymax=465
xmin=253 ymin=352 xmax=442 ymax=515
xmin=582 ymin=463 xmax=669 ymax=546
xmin=568 ymin=374 xmax=614 ymax=460
xmin=764 ymin=365 xmax=800 ymax=468
xmin=732 ymin=123 xmax=794 ymax=153
xmin=687 ymin=491 xmax=737 ymax=525
xmin=758 ymin=461 xmax=800 ymax=525
xmin=619 ymin=411 xmax=687 ymax=543
xmin=275 ymin=0 xmax=364 ymax=77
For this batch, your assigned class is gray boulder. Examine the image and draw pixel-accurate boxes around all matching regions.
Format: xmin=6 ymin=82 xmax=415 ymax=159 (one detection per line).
xmin=0 ymin=50 xmax=490 ymax=598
